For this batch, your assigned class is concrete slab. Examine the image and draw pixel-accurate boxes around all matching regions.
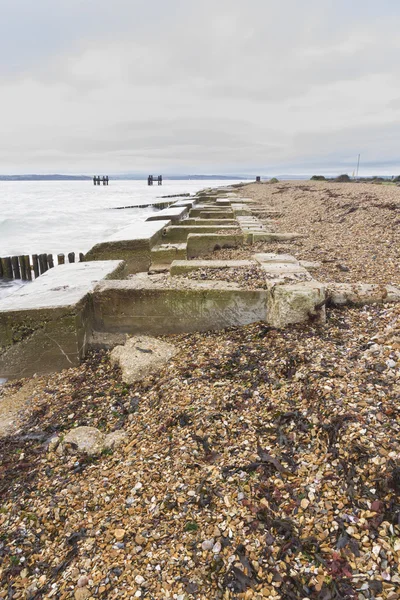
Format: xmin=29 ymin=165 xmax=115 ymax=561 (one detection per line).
xmin=146 ymin=206 xmax=188 ymax=222
xmin=151 ymin=243 xmax=187 ymax=263
xmin=0 ymin=261 xmax=124 ymax=311
xmin=254 ymin=253 xmax=299 ymax=264
xmin=85 ymin=220 xmax=170 ymax=273
xmin=164 ymin=225 xmax=240 ymax=243
xmin=92 ymin=279 xmax=268 ymax=335
xmin=251 ymin=232 xmax=303 ymax=243
xmin=0 ymin=260 xmax=124 ymax=379
xmin=187 ymin=233 xmax=245 ymax=258
xmin=183 ymin=219 xmax=238 ymax=226
xmin=171 ymin=199 xmax=196 ymax=208
xmin=170 ymin=259 xmax=254 ymax=275
xmin=199 ymin=211 xmax=235 ymax=219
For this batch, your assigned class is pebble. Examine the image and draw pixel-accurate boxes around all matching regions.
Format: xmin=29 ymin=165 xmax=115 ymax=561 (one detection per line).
xmin=201 ymin=539 xmax=215 ymax=551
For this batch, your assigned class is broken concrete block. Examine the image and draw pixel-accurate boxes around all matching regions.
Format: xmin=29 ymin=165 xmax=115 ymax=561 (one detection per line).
xmin=57 ymin=426 xmax=127 ymax=456
xmin=60 ymin=426 xmax=107 ymax=456
xmin=110 ymin=335 xmax=177 ymax=384
xmin=267 ymin=282 xmax=326 ymax=328
xmin=327 ymin=283 xmax=400 ymax=306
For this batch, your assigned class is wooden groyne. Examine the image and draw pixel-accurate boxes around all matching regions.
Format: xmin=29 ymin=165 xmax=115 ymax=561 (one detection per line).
xmin=111 ymin=200 xmax=175 ymax=210
xmin=0 ymin=252 xmax=85 ymax=281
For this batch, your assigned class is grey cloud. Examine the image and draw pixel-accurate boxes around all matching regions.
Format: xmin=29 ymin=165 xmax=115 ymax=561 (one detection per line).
xmin=1 ymin=0 xmax=400 ymax=174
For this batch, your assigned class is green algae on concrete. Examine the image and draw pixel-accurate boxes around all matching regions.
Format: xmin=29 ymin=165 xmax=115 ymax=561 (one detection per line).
xmin=0 ymin=260 xmax=124 ymax=379
xmin=170 ymin=259 xmax=254 ymax=275
xmin=163 ymin=225 xmax=240 ymax=243
xmin=85 ymin=220 xmax=170 ymax=274
xmin=186 ymin=233 xmax=245 ymax=259
xmin=92 ymin=280 xmax=268 ymax=336
xmin=267 ymin=281 xmax=326 ymax=328
xmin=150 ymin=243 xmax=187 ymax=264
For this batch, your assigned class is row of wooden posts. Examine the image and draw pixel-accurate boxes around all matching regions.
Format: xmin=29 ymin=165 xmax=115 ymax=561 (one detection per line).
xmin=0 ymin=252 xmax=85 ymax=281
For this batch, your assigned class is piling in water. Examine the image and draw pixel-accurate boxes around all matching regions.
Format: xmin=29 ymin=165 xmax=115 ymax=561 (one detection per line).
xmin=68 ymin=252 xmax=75 ymax=263
xmin=58 ymin=254 xmax=65 ymax=265
xmin=11 ymin=256 xmax=21 ymax=279
xmin=23 ymin=255 xmax=32 ymax=280
xmin=19 ymin=256 xmax=27 ymax=280
xmin=47 ymin=254 xmax=54 ymax=269
xmin=32 ymin=255 xmax=39 ymax=279
xmin=39 ymin=254 xmax=48 ymax=274
xmin=1 ymin=257 xmax=13 ymax=279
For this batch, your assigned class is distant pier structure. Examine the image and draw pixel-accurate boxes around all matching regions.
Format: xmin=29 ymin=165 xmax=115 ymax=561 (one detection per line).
xmin=148 ymin=175 xmax=162 ymax=186
xmin=93 ymin=176 xmax=109 ymax=186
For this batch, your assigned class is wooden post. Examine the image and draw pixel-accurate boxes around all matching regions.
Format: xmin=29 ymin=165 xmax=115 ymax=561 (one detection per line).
xmin=39 ymin=253 xmax=48 ymax=274
xmin=0 ymin=259 xmax=3 ymax=278
xmin=47 ymin=254 xmax=54 ymax=269
xmin=79 ymin=252 xmax=85 ymax=262
xmin=19 ymin=256 xmax=27 ymax=280
xmin=68 ymin=252 xmax=75 ymax=263
xmin=1 ymin=257 xmax=13 ymax=279
xmin=23 ymin=256 xmax=32 ymax=280
xmin=256 ymin=176 xmax=261 ymax=183
xmin=32 ymin=255 xmax=39 ymax=279
xmin=57 ymin=254 xmax=65 ymax=265
xmin=11 ymin=256 xmax=21 ymax=279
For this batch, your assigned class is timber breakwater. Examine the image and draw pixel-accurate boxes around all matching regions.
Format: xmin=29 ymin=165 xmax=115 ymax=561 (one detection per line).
xmin=1 ymin=185 xmax=400 ymax=380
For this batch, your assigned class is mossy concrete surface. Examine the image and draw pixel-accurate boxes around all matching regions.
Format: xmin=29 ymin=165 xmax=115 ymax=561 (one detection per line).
xmin=268 ymin=282 xmax=326 ymax=328
xmin=85 ymin=220 xmax=170 ymax=273
xmin=170 ymin=259 xmax=254 ymax=275
xmin=150 ymin=243 xmax=187 ymax=264
xmin=0 ymin=260 xmax=124 ymax=379
xmin=92 ymin=280 xmax=268 ymax=336
xmin=164 ymin=225 xmax=239 ymax=243
xmin=187 ymin=233 xmax=245 ymax=258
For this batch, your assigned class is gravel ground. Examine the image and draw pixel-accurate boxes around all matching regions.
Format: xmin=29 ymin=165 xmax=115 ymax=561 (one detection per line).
xmin=213 ymin=181 xmax=400 ymax=285
xmin=1 ymin=182 xmax=400 ymax=600
xmin=1 ymin=303 xmax=400 ymax=600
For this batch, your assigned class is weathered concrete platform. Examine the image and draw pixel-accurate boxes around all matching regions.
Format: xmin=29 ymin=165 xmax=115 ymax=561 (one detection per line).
xmin=92 ymin=277 xmax=268 ymax=336
xmin=0 ymin=261 xmax=124 ymax=379
xmin=146 ymin=206 xmax=188 ymax=222
xmin=85 ymin=220 xmax=170 ymax=273
xmin=170 ymin=259 xmax=254 ymax=275
xmin=164 ymin=225 xmax=239 ymax=243
xmin=187 ymin=233 xmax=245 ymax=258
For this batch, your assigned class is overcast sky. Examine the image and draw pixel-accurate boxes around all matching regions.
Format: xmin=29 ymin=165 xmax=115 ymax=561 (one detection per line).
xmin=1 ymin=0 xmax=400 ymax=175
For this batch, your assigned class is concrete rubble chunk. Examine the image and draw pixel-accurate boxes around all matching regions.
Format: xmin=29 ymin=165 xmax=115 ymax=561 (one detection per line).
xmin=110 ymin=335 xmax=177 ymax=384
xmin=57 ymin=426 xmax=127 ymax=456
xmin=267 ymin=282 xmax=326 ymax=328
xmin=327 ymin=283 xmax=400 ymax=306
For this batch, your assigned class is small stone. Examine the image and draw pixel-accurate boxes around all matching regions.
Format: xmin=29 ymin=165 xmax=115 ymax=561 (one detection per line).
xmin=201 ymin=538 xmax=215 ymax=551
xmin=114 ymin=529 xmax=126 ymax=541
xmin=337 ymin=264 xmax=350 ymax=272
xmin=212 ymin=541 xmax=222 ymax=554
xmin=135 ymin=575 xmax=145 ymax=585
xmin=77 ymin=576 xmax=89 ymax=588
xmin=74 ymin=588 xmax=90 ymax=600
xmin=301 ymin=498 xmax=310 ymax=509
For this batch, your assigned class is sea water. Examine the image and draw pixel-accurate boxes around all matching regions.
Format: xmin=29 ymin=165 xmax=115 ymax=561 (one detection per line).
xmin=0 ymin=179 xmax=241 ymax=300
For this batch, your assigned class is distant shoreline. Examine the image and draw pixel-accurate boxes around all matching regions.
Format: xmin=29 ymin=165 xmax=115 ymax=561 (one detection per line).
xmin=0 ymin=174 xmax=252 ymax=182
